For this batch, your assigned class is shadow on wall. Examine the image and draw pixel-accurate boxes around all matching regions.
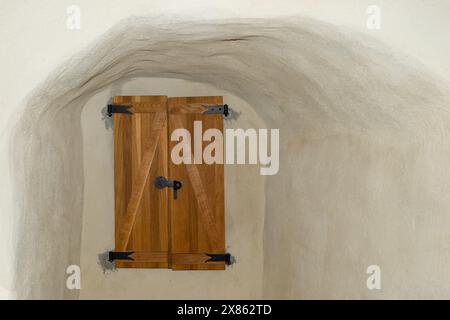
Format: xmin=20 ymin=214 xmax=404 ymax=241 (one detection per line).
xmin=11 ymin=16 xmax=450 ymax=299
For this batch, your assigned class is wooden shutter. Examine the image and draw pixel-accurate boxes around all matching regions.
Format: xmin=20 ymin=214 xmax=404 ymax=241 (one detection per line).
xmin=168 ymin=97 xmax=226 ymax=270
xmin=112 ymin=96 xmax=227 ymax=270
xmin=113 ymin=96 xmax=169 ymax=268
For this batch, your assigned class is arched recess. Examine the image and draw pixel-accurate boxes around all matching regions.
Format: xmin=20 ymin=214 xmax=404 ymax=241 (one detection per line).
xmin=79 ymin=77 xmax=267 ymax=299
xmin=12 ymin=16 xmax=450 ymax=299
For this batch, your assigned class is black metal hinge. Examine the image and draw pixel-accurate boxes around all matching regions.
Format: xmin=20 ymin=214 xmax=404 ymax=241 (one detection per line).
xmin=203 ymin=104 xmax=229 ymax=117
xmin=205 ymin=253 xmax=233 ymax=265
xmin=108 ymin=251 xmax=134 ymax=262
xmin=108 ymin=103 xmax=228 ymax=117
xmin=107 ymin=104 xmax=133 ymax=117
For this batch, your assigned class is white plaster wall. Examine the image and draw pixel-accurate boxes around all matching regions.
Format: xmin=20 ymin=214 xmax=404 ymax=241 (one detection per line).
xmin=1 ymin=0 xmax=450 ymax=299
xmin=79 ymin=78 xmax=266 ymax=299
xmin=264 ymin=133 xmax=450 ymax=299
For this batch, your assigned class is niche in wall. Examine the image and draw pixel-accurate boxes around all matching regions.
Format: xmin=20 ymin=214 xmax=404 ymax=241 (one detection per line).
xmin=79 ymin=78 xmax=266 ymax=299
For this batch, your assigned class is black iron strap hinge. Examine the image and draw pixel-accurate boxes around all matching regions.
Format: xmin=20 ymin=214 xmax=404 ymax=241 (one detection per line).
xmin=205 ymin=253 xmax=232 ymax=265
xmin=107 ymin=104 xmax=132 ymax=117
xmin=108 ymin=251 xmax=134 ymax=262
xmin=203 ymin=104 xmax=229 ymax=117
xmin=108 ymin=103 xmax=229 ymax=117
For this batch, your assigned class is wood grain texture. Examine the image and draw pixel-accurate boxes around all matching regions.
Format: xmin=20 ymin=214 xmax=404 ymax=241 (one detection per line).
xmin=168 ymin=96 xmax=226 ymax=271
xmin=169 ymin=103 xmax=208 ymax=114
xmin=113 ymin=96 xmax=169 ymax=268
xmin=172 ymin=253 xmax=224 ymax=265
xmin=114 ymin=252 xmax=169 ymax=269
xmin=171 ymin=116 xmax=221 ymax=246
xmin=116 ymin=112 xmax=166 ymax=251
xmin=113 ymin=96 xmax=225 ymax=270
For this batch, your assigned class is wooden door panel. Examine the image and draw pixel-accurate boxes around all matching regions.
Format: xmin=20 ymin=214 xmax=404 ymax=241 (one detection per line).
xmin=168 ymin=97 xmax=225 ymax=270
xmin=112 ymin=96 xmax=227 ymax=270
xmin=171 ymin=253 xmax=227 ymax=266
xmin=113 ymin=96 xmax=169 ymax=268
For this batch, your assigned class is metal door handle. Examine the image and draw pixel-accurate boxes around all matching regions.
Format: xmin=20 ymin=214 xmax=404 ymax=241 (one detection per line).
xmin=154 ymin=176 xmax=182 ymax=199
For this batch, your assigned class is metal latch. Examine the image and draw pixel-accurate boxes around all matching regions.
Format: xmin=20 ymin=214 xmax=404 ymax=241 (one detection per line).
xmin=107 ymin=104 xmax=132 ymax=117
xmin=203 ymin=104 xmax=229 ymax=117
xmin=154 ymin=176 xmax=182 ymax=199
xmin=206 ymin=253 xmax=233 ymax=265
xmin=108 ymin=251 xmax=134 ymax=262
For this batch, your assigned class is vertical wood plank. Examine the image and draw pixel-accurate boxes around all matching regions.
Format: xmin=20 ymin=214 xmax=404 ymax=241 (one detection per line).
xmin=168 ymin=96 xmax=226 ymax=270
xmin=113 ymin=96 xmax=169 ymax=268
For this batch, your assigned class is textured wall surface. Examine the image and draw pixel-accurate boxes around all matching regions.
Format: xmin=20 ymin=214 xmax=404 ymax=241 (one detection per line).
xmin=4 ymin=5 xmax=450 ymax=299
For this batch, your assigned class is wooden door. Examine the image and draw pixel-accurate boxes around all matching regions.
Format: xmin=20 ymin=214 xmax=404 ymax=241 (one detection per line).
xmin=112 ymin=96 xmax=169 ymax=268
xmin=168 ymin=97 xmax=226 ymax=270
